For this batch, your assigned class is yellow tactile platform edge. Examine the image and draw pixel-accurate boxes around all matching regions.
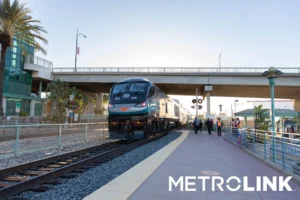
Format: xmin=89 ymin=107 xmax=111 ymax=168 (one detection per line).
xmin=83 ymin=130 xmax=189 ymax=200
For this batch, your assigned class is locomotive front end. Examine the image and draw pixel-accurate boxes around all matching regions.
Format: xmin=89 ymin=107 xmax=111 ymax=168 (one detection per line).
xmin=108 ymin=79 xmax=151 ymax=140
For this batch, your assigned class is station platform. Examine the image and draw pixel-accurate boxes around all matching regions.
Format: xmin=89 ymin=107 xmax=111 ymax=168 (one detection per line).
xmin=84 ymin=130 xmax=300 ymax=200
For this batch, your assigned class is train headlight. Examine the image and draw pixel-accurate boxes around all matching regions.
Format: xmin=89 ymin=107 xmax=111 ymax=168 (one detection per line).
xmin=135 ymin=102 xmax=146 ymax=107
xmin=108 ymin=104 xmax=115 ymax=108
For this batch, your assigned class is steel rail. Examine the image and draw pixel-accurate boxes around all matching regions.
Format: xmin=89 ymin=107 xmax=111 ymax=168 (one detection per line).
xmin=0 ymin=126 xmax=183 ymax=198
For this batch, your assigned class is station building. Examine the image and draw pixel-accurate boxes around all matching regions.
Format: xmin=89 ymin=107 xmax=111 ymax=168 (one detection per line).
xmin=1 ymin=38 xmax=52 ymax=116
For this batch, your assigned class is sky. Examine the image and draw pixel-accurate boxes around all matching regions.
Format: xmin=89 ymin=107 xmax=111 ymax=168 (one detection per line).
xmin=20 ymin=0 xmax=299 ymax=114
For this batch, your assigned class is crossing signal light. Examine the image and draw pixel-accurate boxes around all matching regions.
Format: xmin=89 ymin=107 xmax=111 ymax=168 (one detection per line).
xmin=198 ymin=105 xmax=202 ymax=110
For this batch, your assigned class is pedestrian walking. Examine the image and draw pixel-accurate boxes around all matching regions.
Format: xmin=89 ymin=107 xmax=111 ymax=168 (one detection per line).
xmin=199 ymin=119 xmax=203 ymax=133
xmin=210 ymin=119 xmax=214 ymax=131
xmin=216 ymin=117 xmax=223 ymax=136
xmin=193 ymin=117 xmax=200 ymax=134
xmin=206 ymin=118 xmax=212 ymax=135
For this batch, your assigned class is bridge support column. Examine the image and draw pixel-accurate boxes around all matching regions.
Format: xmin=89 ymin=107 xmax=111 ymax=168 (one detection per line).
xmin=206 ymin=92 xmax=211 ymax=117
xmin=95 ymin=93 xmax=103 ymax=113
xmin=203 ymin=85 xmax=213 ymax=118
xmin=30 ymin=100 xmax=35 ymax=116
xmin=84 ymin=102 xmax=95 ymax=114
xmin=39 ymin=80 xmax=43 ymax=98
xmin=294 ymin=100 xmax=300 ymax=113
xmin=2 ymin=97 xmax=6 ymax=116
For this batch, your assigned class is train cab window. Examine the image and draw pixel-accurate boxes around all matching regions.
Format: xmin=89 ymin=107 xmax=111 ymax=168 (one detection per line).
xmin=148 ymin=86 xmax=155 ymax=97
xmin=112 ymin=83 xmax=127 ymax=94
xmin=130 ymin=83 xmax=146 ymax=92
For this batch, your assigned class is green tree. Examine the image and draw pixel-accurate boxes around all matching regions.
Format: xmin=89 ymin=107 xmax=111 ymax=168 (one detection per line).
xmin=103 ymin=94 xmax=109 ymax=105
xmin=45 ymin=80 xmax=70 ymax=123
xmin=254 ymin=105 xmax=270 ymax=130
xmin=70 ymin=88 xmax=92 ymax=122
xmin=0 ymin=0 xmax=47 ymax=115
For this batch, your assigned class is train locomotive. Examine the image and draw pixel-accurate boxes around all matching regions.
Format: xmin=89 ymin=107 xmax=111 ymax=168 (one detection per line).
xmin=108 ymin=78 xmax=190 ymax=140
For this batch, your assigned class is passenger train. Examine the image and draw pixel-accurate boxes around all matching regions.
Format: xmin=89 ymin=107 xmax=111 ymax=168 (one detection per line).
xmin=108 ymin=78 xmax=190 ymax=140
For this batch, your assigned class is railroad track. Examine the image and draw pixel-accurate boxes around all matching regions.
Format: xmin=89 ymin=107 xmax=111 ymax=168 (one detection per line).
xmin=0 ymin=126 xmax=183 ymax=199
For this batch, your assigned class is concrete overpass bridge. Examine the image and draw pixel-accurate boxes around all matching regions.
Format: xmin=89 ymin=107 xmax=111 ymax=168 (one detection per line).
xmin=49 ymin=67 xmax=300 ymax=99
xmin=27 ymin=65 xmax=300 ymax=114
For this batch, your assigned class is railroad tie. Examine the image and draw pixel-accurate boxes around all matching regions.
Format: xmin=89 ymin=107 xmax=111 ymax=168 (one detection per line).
xmin=57 ymin=162 xmax=69 ymax=165
xmin=3 ymin=176 xmax=29 ymax=182
xmin=37 ymin=168 xmax=54 ymax=171
xmin=21 ymin=171 xmax=45 ymax=176
xmin=29 ymin=186 xmax=50 ymax=192
xmin=47 ymin=164 xmax=62 ymax=168
xmin=0 ymin=183 xmax=10 ymax=188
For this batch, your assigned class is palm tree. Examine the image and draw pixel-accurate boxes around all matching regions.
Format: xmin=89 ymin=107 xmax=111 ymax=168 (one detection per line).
xmin=254 ymin=105 xmax=270 ymax=130
xmin=0 ymin=0 xmax=47 ymax=115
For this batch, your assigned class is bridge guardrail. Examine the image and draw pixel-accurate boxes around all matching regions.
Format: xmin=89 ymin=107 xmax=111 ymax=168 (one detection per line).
xmin=223 ymin=127 xmax=300 ymax=176
xmin=52 ymin=67 xmax=300 ymax=73
xmin=25 ymin=55 xmax=53 ymax=70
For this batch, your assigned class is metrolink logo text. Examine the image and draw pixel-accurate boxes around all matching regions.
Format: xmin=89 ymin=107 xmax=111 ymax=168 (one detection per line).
xmin=169 ymin=176 xmax=293 ymax=192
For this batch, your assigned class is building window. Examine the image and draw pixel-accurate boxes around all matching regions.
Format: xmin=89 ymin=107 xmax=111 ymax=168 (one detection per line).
xmin=12 ymin=47 xmax=17 ymax=53
xmin=165 ymin=102 xmax=168 ymax=113
xmin=12 ymin=60 xmax=16 ymax=67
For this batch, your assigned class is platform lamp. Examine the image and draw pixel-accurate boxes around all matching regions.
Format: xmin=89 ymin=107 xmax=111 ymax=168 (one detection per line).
xmin=262 ymin=66 xmax=283 ymax=163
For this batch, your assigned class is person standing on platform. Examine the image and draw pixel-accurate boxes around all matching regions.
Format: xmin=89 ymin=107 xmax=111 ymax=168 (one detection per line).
xmin=231 ymin=118 xmax=236 ymax=136
xmin=199 ymin=119 xmax=203 ymax=133
xmin=193 ymin=117 xmax=200 ymax=134
xmin=236 ymin=118 xmax=241 ymax=128
xmin=206 ymin=118 xmax=212 ymax=135
xmin=216 ymin=117 xmax=223 ymax=136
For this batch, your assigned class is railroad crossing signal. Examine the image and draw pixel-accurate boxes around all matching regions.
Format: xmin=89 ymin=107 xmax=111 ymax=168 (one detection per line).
xmin=191 ymin=99 xmax=203 ymax=110
xmin=192 ymin=99 xmax=203 ymax=104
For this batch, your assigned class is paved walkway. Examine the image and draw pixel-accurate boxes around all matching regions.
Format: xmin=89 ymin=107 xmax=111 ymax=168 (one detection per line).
xmin=128 ymin=131 xmax=300 ymax=200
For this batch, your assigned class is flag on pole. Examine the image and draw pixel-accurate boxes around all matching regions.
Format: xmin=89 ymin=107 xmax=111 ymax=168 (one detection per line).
xmin=76 ymin=46 xmax=80 ymax=55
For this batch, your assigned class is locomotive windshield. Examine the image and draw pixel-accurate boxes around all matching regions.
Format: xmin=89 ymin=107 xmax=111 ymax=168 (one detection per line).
xmin=112 ymin=83 xmax=127 ymax=94
xmin=110 ymin=81 xmax=150 ymax=104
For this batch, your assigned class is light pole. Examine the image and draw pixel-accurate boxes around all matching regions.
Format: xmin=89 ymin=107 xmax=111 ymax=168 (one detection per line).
xmin=262 ymin=66 xmax=283 ymax=163
xmin=219 ymin=53 xmax=222 ymax=70
xmin=234 ymin=100 xmax=239 ymax=114
xmin=75 ymin=28 xmax=87 ymax=72
xmin=196 ymin=88 xmax=198 ymax=117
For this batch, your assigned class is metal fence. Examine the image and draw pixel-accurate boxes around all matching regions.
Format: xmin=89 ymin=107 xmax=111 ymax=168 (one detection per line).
xmin=0 ymin=122 xmax=108 ymax=158
xmin=79 ymin=114 xmax=107 ymax=123
xmin=52 ymin=67 xmax=300 ymax=74
xmin=223 ymin=127 xmax=300 ymax=176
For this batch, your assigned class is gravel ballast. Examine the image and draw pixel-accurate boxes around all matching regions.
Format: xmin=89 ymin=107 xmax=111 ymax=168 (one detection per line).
xmin=14 ymin=130 xmax=182 ymax=200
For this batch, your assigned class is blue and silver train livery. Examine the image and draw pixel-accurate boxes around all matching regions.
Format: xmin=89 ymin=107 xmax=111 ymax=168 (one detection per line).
xmin=108 ymin=78 xmax=189 ymax=140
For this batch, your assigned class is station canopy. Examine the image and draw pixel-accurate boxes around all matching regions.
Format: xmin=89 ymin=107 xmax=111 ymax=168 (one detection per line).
xmin=234 ymin=109 xmax=298 ymax=117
